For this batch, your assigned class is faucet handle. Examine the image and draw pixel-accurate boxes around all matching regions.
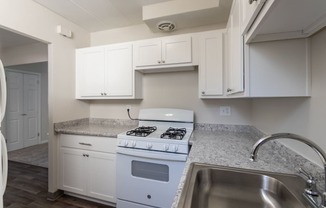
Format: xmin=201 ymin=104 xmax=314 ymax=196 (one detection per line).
xmin=298 ymin=168 xmax=319 ymax=196
xmin=299 ymin=168 xmax=314 ymax=180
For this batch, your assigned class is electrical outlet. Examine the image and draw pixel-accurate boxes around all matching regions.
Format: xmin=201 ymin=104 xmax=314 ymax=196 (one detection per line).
xmin=220 ymin=106 xmax=231 ymax=116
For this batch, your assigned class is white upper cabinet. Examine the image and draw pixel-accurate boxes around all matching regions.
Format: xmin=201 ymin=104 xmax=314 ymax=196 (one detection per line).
xmin=76 ymin=43 xmax=142 ymax=99
xmin=198 ymin=30 xmax=224 ymax=98
xmin=225 ymin=0 xmax=311 ymax=98
xmin=240 ymin=0 xmax=266 ymax=34
xmin=226 ymin=0 xmax=244 ymax=95
xmin=105 ymin=44 xmax=133 ymax=97
xmin=133 ymin=35 xmax=193 ymax=71
xmin=243 ymin=0 xmax=326 ymax=43
xmin=76 ymin=46 xmax=106 ymax=97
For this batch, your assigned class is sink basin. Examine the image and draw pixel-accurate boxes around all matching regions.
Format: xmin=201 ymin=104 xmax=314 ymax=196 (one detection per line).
xmin=178 ymin=163 xmax=311 ymax=208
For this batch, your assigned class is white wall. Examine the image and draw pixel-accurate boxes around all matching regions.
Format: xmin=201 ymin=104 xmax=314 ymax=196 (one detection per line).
xmin=0 ymin=0 xmax=91 ymax=193
xmin=252 ymin=28 xmax=326 ymax=167
xmin=90 ymin=70 xmax=252 ymax=124
xmin=2 ymin=42 xmax=47 ymax=66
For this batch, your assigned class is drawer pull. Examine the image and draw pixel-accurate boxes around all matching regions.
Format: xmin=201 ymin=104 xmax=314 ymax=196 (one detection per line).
xmin=79 ymin=142 xmax=92 ymax=146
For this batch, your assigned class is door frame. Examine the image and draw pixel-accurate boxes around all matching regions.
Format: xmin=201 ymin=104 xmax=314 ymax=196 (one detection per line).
xmin=5 ymin=68 xmax=41 ymax=148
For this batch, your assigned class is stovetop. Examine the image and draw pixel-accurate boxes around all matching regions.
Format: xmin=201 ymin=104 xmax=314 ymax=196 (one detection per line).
xmin=117 ymin=126 xmax=192 ymax=154
xmin=117 ymin=108 xmax=194 ymax=154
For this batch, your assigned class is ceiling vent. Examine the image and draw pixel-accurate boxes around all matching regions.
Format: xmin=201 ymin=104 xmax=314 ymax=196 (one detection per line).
xmin=157 ymin=21 xmax=176 ymax=32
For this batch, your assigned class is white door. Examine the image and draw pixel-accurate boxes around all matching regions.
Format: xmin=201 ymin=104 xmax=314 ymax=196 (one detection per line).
xmin=162 ymin=35 xmax=192 ymax=65
xmin=105 ymin=44 xmax=133 ymax=97
xmin=133 ymin=40 xmax=162 ymax=67
xmin=23 ymin=74 xmax=39 ymax=148
xmin=76 ymin=47 xmax=106 ymax=97
xmin=6 ymin=71 xmax=40 ymax=151
xmin=6 ymin=72 xmax=24 ymax=151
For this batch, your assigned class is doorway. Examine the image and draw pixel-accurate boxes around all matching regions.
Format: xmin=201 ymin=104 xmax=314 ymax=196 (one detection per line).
xmin=5 ymin=70 xmax=40 ymax=151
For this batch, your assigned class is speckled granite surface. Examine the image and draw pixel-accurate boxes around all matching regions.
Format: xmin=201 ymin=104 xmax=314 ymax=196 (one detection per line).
xmin=54 ymin=118 xmax=138 ymax=137
xmin=172 ymin=126 xmax=324 ymax=208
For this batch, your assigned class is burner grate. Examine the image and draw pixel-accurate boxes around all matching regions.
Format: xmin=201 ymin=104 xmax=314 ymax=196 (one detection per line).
xmin=126 ymin=126 xmax=157 ymax=137
xmin=160 ymin=127 xmax=187 ymax=140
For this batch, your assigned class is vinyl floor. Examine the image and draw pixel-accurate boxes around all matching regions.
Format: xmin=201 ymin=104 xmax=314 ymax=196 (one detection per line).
xmin=8 ymin=144 xmax=48 ymax=168
xmin=4 ymin=161 xmax=114 ymax=208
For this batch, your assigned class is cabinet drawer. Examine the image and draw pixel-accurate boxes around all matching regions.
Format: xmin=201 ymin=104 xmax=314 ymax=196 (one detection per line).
xmin=60 ymin=134 xmax=116 ymax=153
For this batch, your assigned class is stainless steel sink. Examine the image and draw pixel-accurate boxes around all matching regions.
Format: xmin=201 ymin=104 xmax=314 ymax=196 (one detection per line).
xmin=178 ymin=163 xmax=312 ymax=208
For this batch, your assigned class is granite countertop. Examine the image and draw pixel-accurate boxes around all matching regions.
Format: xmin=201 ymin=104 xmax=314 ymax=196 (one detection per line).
xmin=172 ymin=126 xmax=324 ymax=208
xmin=54 ymin=118 xmax=138 ymax=137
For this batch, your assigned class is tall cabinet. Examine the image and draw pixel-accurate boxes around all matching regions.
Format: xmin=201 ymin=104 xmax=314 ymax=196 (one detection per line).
xmin=225 ymin=0 xmax=244 ymax=95
xmin=198 ymin=30 xmax=224 ymax=98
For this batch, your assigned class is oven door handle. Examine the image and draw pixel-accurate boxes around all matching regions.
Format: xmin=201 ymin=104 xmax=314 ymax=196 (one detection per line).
xmin=116 ymin=147 xmax=187 ymax=162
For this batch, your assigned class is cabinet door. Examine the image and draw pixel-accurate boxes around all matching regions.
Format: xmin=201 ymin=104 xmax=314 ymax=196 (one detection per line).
xmin=162 ymin=36 xmax=192 ymax=65
xmin=199 ymin=31 xmax=224 ymax=97
xmin=226 ymin=0 xmax=244 ymax=95
xmin=240 ymin=0 xmax=266 ymax=34
xmin=88 ymin=152 xmax=116 ymax=202
xmin=105 ymin=44 xmax=133 ymax=97
xmin=76 ymin=47 xmax=106 ymax=97
xmin=133 ymin=40 xmax=162 ymax=67
xmin=59 ymin=148 xmax=87 ymax=195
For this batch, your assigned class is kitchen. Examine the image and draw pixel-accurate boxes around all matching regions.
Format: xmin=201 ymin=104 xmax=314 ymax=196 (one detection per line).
xmin=0 ymin=0 xmax=326 ymax=207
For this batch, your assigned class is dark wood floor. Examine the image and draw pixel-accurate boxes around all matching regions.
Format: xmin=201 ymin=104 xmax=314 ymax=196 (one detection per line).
xmin=4 ymin=161 xmax=114 ymax=208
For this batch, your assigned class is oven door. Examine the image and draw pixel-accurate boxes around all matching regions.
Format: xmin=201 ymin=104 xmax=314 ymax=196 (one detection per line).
xmin=116 ymin=147 xmax=187 ymax=208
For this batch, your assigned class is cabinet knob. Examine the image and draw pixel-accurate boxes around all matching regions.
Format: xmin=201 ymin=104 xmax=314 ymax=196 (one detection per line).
xmin=249 ymin=0 xmax=258 ymax=4
xmin=158 ymin=60 xmax=161 ymax=64
xmin=227 ymin=88 xmax=232 ymax=92
xmin=104 ymin=93 xmax=107 ymax=96
xmin=202 ymin=91 xmax=205 ymax=95
xmin=162 ymin=60 xmax=165 ymax=64
xmin=101 ymin=93 xmax=103 ymax=96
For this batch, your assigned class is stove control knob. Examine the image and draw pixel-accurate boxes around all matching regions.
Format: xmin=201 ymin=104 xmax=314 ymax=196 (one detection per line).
xmin=171 ymin=145 xmax=179 ymax=152
xmin=163 ymin=144 xmax=169 ymax=151
xmin=146 ymin=143 xmax=153 ymax=149
xmin=131 ymin=141 xmax=136 ymax=147
xmin=123 ymin=140 xmax=129 ymax=147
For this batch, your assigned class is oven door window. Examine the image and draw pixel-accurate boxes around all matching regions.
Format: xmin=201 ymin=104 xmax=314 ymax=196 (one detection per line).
xmin=131 ymin=160 xmax=169 ymax=182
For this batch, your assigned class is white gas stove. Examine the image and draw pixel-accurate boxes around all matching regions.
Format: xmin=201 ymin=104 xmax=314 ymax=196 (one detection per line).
xmin=116 ymin=108 xmax=194 ymax=208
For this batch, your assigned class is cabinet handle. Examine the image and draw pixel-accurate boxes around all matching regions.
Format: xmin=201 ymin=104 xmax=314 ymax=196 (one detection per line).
xmin=104 ymin=93 xmax=107 ymax=96
xmin=100 ymin=93 xmax=103 ymax=96
xmin=249 ymin=0 xmax=258 ymax=4
xmin=79 ymin=142 xmax=92 ymax=146
xmin=227 ymin=88 xmax=232 ymax=92
xmin=158 ymin=60 xmax=161 ymax=64
xmin=86 ymin=154 xmax=89 ymax=157
xmin=202 ymin=91 xmax=205 ymax=95
xmin=162 ymin=60 xmax=165 ymax=64
xmin=21 ymin=113 xmax=27 ymax=116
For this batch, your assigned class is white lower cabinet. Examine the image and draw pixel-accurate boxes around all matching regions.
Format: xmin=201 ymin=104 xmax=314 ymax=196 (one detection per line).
xmin=59 ymin=134 xmax=116 ymax=203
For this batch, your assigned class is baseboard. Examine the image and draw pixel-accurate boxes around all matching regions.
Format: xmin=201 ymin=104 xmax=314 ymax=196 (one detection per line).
xmin=47 ymin=189 xmax=64 ymax=201
xmin=64 ymin=191 xmax=116 ymax=207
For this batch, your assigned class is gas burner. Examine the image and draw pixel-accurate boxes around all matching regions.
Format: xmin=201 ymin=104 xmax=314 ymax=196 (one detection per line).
xmin=160 ymin=127 xmax=187 ymax=140
xmin=126 ymin=126 xmax=157 ymax=137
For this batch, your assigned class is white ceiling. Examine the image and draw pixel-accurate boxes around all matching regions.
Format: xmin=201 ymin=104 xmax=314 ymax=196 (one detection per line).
xmin=32 ymin=0 xmax=173 ymax=32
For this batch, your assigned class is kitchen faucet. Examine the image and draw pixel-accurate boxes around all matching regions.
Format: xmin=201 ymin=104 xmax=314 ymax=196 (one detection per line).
xmin=250 ymin=133 xmax=326 ymax=208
